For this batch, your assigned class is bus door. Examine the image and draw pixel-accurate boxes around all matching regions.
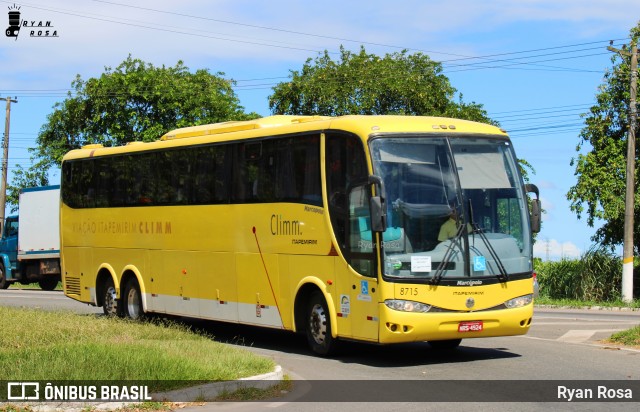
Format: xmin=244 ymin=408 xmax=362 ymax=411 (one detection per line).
xmin=326 ymin=133 xmax=379 ymax=342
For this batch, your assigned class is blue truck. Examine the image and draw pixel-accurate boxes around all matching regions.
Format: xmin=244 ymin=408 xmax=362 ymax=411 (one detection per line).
xmin=0 ymin=186 xmax=61 ymax=290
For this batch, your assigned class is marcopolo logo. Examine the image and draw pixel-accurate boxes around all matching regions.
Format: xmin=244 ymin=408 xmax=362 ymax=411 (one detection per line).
xmin=5 ymin=3 xmax=59 ymax=40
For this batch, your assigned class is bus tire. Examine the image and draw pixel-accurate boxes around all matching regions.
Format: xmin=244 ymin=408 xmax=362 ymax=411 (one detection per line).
xmin=123 ymin=278 xmax=144 ymax=320
xmin=38 ymin=278 xmax=59 ymax=291
xmin=102 ymin=277 xmax=119 ymax=316
xmin=428 ymin=339 xmax=462 ymax=350
xmin=305 ymin=291 xmax=337 ymax=356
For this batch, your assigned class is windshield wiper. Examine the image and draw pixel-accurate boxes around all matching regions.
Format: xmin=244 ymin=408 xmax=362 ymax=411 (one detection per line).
xmin=431 ymin=223 xmax=465 ymax=285
xmin=467 ymin=200 xmax=508 ymax=282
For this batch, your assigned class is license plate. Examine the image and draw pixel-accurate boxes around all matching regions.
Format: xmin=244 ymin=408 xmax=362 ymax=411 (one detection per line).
xmin=458 ymin=321 xmax=483 ymax=332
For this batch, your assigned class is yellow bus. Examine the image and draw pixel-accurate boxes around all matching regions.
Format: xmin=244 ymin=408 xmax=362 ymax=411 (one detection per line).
xmin=61 ymin=115 xmax=541 ymax=355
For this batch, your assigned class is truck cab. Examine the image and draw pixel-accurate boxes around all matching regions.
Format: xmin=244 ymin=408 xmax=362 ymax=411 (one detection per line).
xmin=0 ymin=185 xmax=61 ymax=290
xmin=0 ymin=215 xmax=19 ymax=289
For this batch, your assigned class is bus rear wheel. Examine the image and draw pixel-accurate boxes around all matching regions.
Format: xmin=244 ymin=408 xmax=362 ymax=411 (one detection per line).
xmin=123 ymin=278 xmax=144 ymax=320
xmin=305 ymin=291 xmax=337 ymax=356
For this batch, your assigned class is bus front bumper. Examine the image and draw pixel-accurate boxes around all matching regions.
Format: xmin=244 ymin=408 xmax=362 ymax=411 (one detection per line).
xmin=378 ymin=303 xmax=534 ymax=344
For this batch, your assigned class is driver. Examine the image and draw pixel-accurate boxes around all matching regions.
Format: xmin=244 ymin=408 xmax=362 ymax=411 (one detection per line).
xmin=438 ymin=206 xmax=472 ymax=242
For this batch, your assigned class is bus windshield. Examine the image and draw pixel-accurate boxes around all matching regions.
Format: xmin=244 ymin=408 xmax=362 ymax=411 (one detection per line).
xmin=369 ymin=135 xmax=532 ymax=281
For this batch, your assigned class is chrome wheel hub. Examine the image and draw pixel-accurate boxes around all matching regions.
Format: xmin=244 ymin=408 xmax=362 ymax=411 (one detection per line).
xmin=104 ymin=286 xmax=118 ymax=315
xmin=127 ymin=288 xmax=141 ymax=319
xmin=309 ymin=303 xmax=327 ymax=345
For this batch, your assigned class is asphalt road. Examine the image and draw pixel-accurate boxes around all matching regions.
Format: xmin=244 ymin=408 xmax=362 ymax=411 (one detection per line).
xmin=2 ymin=289 xmax=639 ymax=411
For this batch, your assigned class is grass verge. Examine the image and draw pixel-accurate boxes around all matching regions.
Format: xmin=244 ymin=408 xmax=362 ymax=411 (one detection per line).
xmin=214 ymin=378 xmax=293 ymax=402
xmin=608 ymin=326 xmax=640 ymax=348
xmin=5 ymin=282 xmax=62 ymax=290
xmin=534 ymin=296 xmax=640 ymax=309
xmin=0 ymin=306 xmax=275 ymax=392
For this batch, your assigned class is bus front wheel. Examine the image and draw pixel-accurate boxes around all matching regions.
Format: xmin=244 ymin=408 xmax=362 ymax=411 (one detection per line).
xmin=305 ymin=291 xmax=337 ymax=356
xmin=123 ymin=278 xmax=144 ymax=320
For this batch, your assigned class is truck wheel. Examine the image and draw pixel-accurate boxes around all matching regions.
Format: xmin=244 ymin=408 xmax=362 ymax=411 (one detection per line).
xmin=0 ymin=265 xmax=9 ymax=289
xmin=123 ymin=278 xmax=144 ymax=320
xmin=305 ymin=291 xmax=337 ymax=356
xmin=38 ymin=278 xmax=59 ymax=291
xmin=102 ymin=277 xmax=119 ymax=316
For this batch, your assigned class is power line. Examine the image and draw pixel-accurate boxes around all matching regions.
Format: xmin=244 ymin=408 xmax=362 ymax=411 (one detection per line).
xmin=1 ymin=0 xmax=628 ymax=74
xmin=1 ymin=1 xmax=331 ymax=54
xmin=496 ymin=111 xmax=587 ymax=124
xmin=86 ymin=0 xmax=630 ymax=67
xmin=507 ymin=122 xmax=585 ymax=133
xmin=491 ymin=103 xmax=592 ymax=117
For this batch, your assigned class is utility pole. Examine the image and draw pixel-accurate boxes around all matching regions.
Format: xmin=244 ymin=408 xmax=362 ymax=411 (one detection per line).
xmin=0 ymin=96 xmax=18 ymax=225
xmin=608 ymin=41 xmax=637 ymax=303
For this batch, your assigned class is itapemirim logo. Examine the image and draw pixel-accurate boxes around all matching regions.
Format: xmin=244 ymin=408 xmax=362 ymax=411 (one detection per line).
xmin=5 ymin=3 xmax=60 ymax=40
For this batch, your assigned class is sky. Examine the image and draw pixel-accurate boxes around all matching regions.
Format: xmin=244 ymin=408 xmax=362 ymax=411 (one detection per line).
xmin=1 ymin=0 xmax=639 ymax=261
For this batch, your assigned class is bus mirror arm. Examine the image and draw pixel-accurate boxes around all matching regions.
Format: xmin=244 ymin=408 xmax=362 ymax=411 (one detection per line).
xmin=368 ymin=175 xmax=387 ymax=233
xmin=525 ymin=183 xmax=539 ymax=199
xmin=525 ymin=184 xmax=541 ymax=234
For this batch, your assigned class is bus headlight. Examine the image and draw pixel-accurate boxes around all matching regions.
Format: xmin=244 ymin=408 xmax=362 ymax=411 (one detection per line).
xmin=504 ymin=294 xmax=533 ymax=309
xmin=384 ymin=299 xmax=432 ymax=313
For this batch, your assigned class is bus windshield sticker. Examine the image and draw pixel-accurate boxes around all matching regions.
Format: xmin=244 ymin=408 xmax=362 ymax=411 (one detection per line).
xmin=411 ymin=256 xmax=432 ymax=273
xmin=473 ymin=256 xmax=487 ymax=272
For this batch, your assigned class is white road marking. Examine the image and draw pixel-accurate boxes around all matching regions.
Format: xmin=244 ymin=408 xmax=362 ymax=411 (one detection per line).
xmin=557 ymin=329 xmax=625 ymax=343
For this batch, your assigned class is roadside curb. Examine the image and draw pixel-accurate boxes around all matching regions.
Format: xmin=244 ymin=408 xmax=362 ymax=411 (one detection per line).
xmin=1 ymin=366 xmax=285 ymax=411
xmin=151 ymin=365 xmax=285 ymax=402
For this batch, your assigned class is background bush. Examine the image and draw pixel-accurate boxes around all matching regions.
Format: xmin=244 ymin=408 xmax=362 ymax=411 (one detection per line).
xmin=536 ymin=244 xmax=624 ymax=301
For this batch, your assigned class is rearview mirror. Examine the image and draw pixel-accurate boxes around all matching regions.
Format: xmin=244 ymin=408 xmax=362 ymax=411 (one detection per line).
xmin=368 ymin=175 xmax=387 ymax=233
xmin=530 ymin=199 xmax=541 ymax=233
xmin=525 ymin=184 xmax=541 ymax=233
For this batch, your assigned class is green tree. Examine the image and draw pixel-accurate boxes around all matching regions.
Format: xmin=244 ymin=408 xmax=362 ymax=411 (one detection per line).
xmin=5 ymin=162 xmax=49 ymax=213
xmin=8 ymin=56 xmax=257 ymax=210
xmin=567 ymin=23 xmax=640 ymax=252
xmin=270 ymin=45 xmax=538 ymax=223
xmin=269 ymin=46 xmax=493 ymax=122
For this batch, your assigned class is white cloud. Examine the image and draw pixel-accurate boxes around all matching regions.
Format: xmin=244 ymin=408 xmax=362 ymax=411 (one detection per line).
xmin=536 ymin=180 xmax=557 ymax=191
xmin=4 ymin=0 xmax=638 ymax=90
xmin=534 ymin=238 xmax=582 ymax=260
